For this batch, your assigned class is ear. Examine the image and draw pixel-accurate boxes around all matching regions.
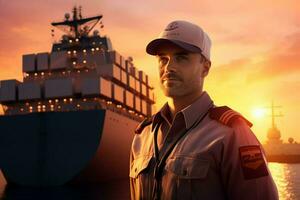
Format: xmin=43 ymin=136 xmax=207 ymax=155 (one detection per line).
xmin=202 ymin=60 xmax=211 ymax=77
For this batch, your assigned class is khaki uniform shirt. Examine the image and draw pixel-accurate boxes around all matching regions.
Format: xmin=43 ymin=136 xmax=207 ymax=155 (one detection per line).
xmin=130 ymin=92 xmax=278 ymax=200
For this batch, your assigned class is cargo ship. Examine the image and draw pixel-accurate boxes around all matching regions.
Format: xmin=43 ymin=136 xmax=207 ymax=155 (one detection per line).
xmin=0 ymin=7 xmax=155 ymax=187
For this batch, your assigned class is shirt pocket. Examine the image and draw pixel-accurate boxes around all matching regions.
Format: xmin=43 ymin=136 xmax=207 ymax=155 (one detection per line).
xmin=129 ymin=155 xmax=152 ymax=178
xmin=165 ymin=156 xmax=210 ymax=179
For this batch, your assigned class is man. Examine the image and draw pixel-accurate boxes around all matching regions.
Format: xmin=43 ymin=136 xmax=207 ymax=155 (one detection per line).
xmin=129 ymin=20 xmax=278 ymax=200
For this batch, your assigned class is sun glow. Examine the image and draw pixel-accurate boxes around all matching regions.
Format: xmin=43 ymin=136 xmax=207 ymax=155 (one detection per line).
xmin=252 ymin=108 xmax=266 ymax=119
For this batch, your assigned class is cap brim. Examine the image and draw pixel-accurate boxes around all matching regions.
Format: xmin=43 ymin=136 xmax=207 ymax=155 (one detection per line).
xmin=146 ymin=38 xmax=202 ymax=55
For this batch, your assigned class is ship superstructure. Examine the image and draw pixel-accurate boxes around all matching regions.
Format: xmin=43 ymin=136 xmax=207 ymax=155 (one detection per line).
xmin=263 ymin=102 xmax=300 ymax=163
xmin=0 ymin=6 xmax=155 ymax=119
xmin=0 ymin=7 xmax=155 ymax=187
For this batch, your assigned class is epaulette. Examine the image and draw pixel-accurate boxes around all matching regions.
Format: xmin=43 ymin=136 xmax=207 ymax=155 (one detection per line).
xmin=135 ymin=117 xmax=153 ymax=134
xmin=209 ymin=106 xmax=253 ymax=127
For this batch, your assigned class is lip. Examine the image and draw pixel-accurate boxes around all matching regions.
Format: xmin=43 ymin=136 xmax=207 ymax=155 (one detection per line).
xmin=163 ymin=78 xmax=180 ymax=81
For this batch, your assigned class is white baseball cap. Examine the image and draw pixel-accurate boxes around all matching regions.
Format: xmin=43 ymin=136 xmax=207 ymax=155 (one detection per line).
xmin=146 ymin=20 xmax=212 ymax=61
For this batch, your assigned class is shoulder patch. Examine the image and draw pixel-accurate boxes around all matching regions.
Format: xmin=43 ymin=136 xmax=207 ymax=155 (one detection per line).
xmin=209 ymin=106 xmax=253 ymax=127
xmin=239 ymin=145 xmax=269 ymax=180
xmin=135 ymin=117 xmax=153 ymax=134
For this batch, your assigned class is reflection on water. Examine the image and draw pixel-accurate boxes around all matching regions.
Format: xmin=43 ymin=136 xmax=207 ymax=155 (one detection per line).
xmin=1 ymin=163 xmax=300 ymax=200
xmin=268 ymin=163 xmax=300 ymax=200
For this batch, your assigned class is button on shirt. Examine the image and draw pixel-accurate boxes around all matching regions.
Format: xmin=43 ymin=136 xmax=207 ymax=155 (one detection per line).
xmin=129 ymin=92 xmax=278 ymax=200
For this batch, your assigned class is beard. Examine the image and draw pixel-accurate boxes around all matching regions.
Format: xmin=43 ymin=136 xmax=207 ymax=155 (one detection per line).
xmin=160 ymin=80 xmax=187 ymax=97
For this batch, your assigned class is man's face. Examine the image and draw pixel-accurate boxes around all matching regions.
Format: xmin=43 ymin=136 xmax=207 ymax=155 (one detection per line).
xmin=156 ymin=42 xmax=210 ymax=98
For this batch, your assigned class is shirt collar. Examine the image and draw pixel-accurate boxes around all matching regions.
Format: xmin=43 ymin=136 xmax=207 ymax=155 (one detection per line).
xmin=181 ymin=91 xmax=214 ymax=129
xmin=152 ymin=91 xmax=214 ymax=131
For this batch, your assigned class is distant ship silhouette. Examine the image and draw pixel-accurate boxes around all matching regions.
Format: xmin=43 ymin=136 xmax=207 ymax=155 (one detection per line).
xmin=263 ymin=102 xmax=300 ymax=163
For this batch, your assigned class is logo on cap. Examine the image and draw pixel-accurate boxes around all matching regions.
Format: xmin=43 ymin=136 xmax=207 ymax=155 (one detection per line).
xmin=165 ymin=22 xmax=179 ymax=31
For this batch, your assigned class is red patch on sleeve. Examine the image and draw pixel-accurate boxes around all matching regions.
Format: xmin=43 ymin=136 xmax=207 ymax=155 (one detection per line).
xmin=239 ymin=145 xmax=269 ymax=180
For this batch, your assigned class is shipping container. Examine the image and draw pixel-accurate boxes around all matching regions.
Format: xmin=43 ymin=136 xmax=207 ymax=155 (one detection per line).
xmin=72 ymin=76 xmax=82 ymax=94
xmin=135 ymin=78 xmax=141 ymax=93
xmin=97 ymin=63 xmax=121 ymax=81
xmin=149 ymin=89 xmax=155 ymax=102
xmin=22 ymin=54 xmax=36 ymax=72
xmin=125 ymin=60 xmax=134 ymax=72
xmin=128 ymin=75 xmax=135 ymax=90
xmin=120 ymin=56 xmax=126 ymax=70
xmin=44 ymin=78 xmax=73 ymax=98
xmin=125 ymin=90 xmax=134 ymax=109
xmin=18 ymin=82 xmax=41 ymax=100
xmin=106 ymin=51 xmax=121 ymax=67
xmin=141 ymin=83 xmax=147 ymax=97
xmin=50 ymin=51 xmax=69 ymax=70
xmin=145 ymin=74 xmax=149 ymax=85
xmin=121 ymin=69 xmax=127 ymax=85
xmin=141 ymin=100 xmax=147 ymax=115
xmin=134 ymin=95 xmax=141 ymax=112
xmin=81 ymin=77 xmax=111 ymax=98
xmin=100 ymin=78 xmax=112 ymax=98
xmin=86 ymin=51 xmax=106 ymax=68
xmin=112 ymin=83 xmax=124 ymax=103
xmin=37 ymin=53 xmax=49 ymax=71
xmin=138 ymin=70 xmax=147 ymax=84
xmin=129 ymin=66 xmax=137 ymax=78
xmin=0 ymin=79 xmax=20 ymax=102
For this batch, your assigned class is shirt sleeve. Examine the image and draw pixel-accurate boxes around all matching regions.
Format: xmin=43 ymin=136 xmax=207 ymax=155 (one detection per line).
xmin=221 ymin=118 xmax=279 ymax=200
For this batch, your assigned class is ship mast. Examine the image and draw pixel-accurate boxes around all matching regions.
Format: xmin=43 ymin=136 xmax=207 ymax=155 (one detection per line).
xmin=266 ymin=101 xmax=283 ymax=143
xmin=268 ymin=101 xmax=283 ymax=129
xmin=51 ymin=6 xmax=103 ymax=38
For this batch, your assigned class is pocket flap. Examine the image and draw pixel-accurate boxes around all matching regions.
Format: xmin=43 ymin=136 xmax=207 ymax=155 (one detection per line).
xmin=165 ymin=156 xmax=210 ymax=179
xmin=130 ymin=155 xmax=152 ymax=178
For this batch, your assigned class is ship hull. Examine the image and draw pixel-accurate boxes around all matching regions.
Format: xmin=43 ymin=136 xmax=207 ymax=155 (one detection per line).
xmin=0 ymin=109 xmax=137 ymax=186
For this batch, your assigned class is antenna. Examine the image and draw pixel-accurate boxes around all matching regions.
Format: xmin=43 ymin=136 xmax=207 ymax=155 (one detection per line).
xmin=51 ymin=6 xmax=103 ymax=38
xmin=79 ymin=6 xmax=82 ymax=19
xmin=265 ymin=100 xmax=283 ymax=128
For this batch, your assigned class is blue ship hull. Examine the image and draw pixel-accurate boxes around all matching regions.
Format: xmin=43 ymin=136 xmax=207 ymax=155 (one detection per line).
xmin=0 ymin=109 xmax=137 ymax=187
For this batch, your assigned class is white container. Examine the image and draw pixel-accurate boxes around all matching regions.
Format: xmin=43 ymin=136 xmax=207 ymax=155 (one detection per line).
xmin=18 ymin=82 xmax=41 ymax=100
xmin=81 ymin=77 xmax=111 ymax=98
xmin=0 ymin=79 xmax=20 ymax=102
xmin=37 ymin=53 xmax=49 ymax=71
xmin=44 ymin=78 xmax=73 ymax=98
xmin=50 ymin=51 xmax=69 ymax=70
xmin=22 ymin=54 xmax=36 ymax=72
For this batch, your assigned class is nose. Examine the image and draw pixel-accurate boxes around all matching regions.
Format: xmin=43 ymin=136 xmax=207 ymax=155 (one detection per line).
xmin=164 ymin=57 xmax=177 ymax=73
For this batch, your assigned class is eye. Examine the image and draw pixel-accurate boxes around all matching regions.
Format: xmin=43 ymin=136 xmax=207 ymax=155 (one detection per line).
xmin=176 ymin=55 xmax=188 ymax=62
xmin=158 ymin=56 xmax=169 ymax=66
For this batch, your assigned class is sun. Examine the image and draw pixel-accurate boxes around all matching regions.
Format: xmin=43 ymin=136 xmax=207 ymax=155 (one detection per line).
xmin=252 ymin=108 xmax=266 ymax=119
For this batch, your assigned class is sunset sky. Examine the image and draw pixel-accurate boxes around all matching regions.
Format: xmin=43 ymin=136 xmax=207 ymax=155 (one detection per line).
xmin=0 ymin=0 xmax=300 ymax=143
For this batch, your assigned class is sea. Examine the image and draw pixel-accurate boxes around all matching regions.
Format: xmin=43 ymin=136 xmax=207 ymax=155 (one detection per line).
xmin=0 ymin=163 xmax=299 ymax=200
